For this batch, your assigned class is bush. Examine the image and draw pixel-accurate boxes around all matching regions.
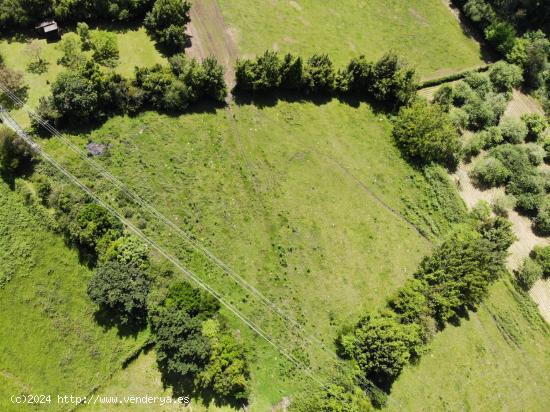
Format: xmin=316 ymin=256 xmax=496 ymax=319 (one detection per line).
xmin=448 ymin=107 xmax=469 ymax=130
xmin=0 ymin=126 xmax=34 ymax=176
xmin=485 ymin=21 xmax=517 ymax=55
xmin=51 ymin=71 xmax=99 ymax=122
xmin=68 ymin=203 xmax=123 ymax=251
xmin=464 ymin=71 xmax=493 ymax=97
xmin=452 ymin=81 xmax=475 ymax=107
xmin=522 ymin=113 xmax=548 ymax=141
xmin=144 ymin=0 xmax=191 ymax=54
xmin=87 ymin=261 xmax=151 ymax=325
xmin=522 ymin=143 xmax=546 ymax=165
xmin=367 ymin=52 xmax=417 ymax=107
xmin=531 ymin=245 xmax=550 ymax=277
xmin=346 ymin=314 xmax=422 ymax=385
xmin=533 ymin=201 xmax=550 ymax=236
xmin=100 ymin=235 xmax=149 ymax=270
xmin=0 ymin=66 xmax=28 ymax=110
xmin=499 ymin=116 xmax=528 ymax=143
xmin=462 ymin=133 xmax=485 ymax=160
xmin=488 ymin=61 xmax=523 ymax=92
xmin=470 ymin=156 xmax=510 ymax=186
xmin=33 ymin=174 xmax=52 ymax=205
xmin=56 ymin=33 xmax=87 ymax=69
xmin=433 ymin=84 xmax=454 ymax=111
xmin=90 ymin=30 xmax=119 ymax=67
xmin=480 ymin=126 xmax=504 ymax=149
xmin=303 ymin=54 xmax=335 ymax=94
xmin=463 ymin=95 xmax=497 ymax=130
xmin=515 ymin=258 xmax=543 ymax=290
xmin=492 ymin=194 xmax=516 ymax=217
xmin=489 ymin=144 xmax=533 ymax=177
xmin=392 ymin=100 xmax=461 ymax=165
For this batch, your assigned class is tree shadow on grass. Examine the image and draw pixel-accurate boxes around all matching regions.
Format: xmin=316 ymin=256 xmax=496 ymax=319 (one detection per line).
xmin=93 ymin=306 xmax=147 ymax=338
xmin=232 ymin=88 xmax=396 ymax=117
xmin=158 ymin=369 xmax=248 ymax=411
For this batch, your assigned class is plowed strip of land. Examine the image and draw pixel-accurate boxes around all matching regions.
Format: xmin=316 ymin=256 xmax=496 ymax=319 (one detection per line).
xmin=185 ymin=0 xmax=239 ymax=88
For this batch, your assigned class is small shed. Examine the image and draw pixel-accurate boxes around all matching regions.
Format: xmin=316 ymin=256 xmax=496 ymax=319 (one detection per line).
xmin=35 ymin=20 xmax=59 ymax=38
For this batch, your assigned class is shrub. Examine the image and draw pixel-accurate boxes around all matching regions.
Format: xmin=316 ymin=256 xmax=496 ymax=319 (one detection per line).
xmin=533 ymin=201 xmax=550 ymax=236
xmin=499 ymin=116 xmax=528 ymax=144
xmin=464 ymin=95 xmax=497 ymax=130
xmin=490 ymin=144 xmax=533 ymax=177
xmin=492 ymin=194 xmax=516 ymax=217
xmin=87 ymin=261 xmax=151 ymax=325
xmin=448 ymin=107 xmax=469 ymax=130
xmin=463 ymin=133 xmax=485 ymax=160
xmin=76 ymin=22 xmax=91 ymax=50
xmin=68 ymin=203 xmax=123 ymax=251
xmin=433 ymin=84 xmax=454 ymax=111
xmin=488 ymin=61 xmax=523 ymax=92
xmin=56 ymin=33 xmax=87 ymax=69
xmin=90 ymin=30 xmax=119 ymax=67
xmin=451 ymin=81 xmax=475 ymax=107
xmin=522 ymin=113 xmax=548 ymax=141
xmin=100 ymin=235 xmax=149 ymax=270
xmin=540 ymin=169 xmax=550 ymax=192
xmin=0 ymin=126 xmax=34 ymax=176
xmin=33 ymin=174 xmax=52 ymax=205
xmin=464 ymin=71 xmax=493 ymax=97
xmin=51 ymin=71 xmax=99 ymax=122
xmin=506 ymin=173 xmax=545 ymax=215
xmin=522 ymin=143 xmax=546 ymax=166
xmin=387 ymin=279 xmax=428 ymax=324
xmin=279 ymin=53 xmax=304 ymax=90
xmin=515 ymin=258 xmax=543 ymax=290
xmin=0 ymin=66 xmax=28 ymax=110
xmin=144 ymin=0 xmax=191 ymax=54
xmin=531 ymin=245 xmax=550 ymax=277
xmin=303 ymin=54 xmax=335 ymax=94
xmin=392 ymin=100 xmax=461 ymax=165
xmin=480 ymin=126 xmax=504 ymax=148
xmin=484 ymin=21 xmax=517 ymax=55
xmin=470 ymin=156 xmax=510 ymax=186
xmin=368 ymin=52 xmax=417 ymax=107
xmin=346 ymin=314 xmax=422 ymax=385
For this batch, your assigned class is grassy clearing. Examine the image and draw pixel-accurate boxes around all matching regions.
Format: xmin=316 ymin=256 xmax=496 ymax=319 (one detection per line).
xmin=389 ymin=279 xmax=550 ymax=411
xmin=0 ymin=180 xmax=149 ymax=412
xmin=217 ymin=0 xmax=484 ymax=78
xmin=0 ymin=27 xmax=166 ymax=125
xmin=34 ymin=97 xmax=464 ymax=408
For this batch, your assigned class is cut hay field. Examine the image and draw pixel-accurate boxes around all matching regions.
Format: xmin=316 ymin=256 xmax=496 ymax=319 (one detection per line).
xmin=217 ymin=0 xmax=485 ymax=78
xmin=0 ymin=181 xmax=149 ymax=412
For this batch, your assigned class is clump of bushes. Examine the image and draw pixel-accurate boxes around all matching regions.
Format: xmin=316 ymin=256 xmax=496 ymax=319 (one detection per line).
xmin=150 ymin=281 xmax=250 ymax=402
xmin=531 ymin=245 xmax=550 ymax=277
xmin=35 ymin=54 xmax=226 ymax=128
xmin=235 ymin=51 xmax=417 ymax=108
xmin=470 ymin=156 xmax=510 ymax=186
xmin=499 ymin=116 xmax=528 ymax=144
xmin=144 ymin=0 xmax=191 ymax=54
xmin=0 ymin=126 xmax=34 ymax=177
xmin=515 ymin=257 xmax=543 ymax=290
xmin=392 ymin=99 xmax=461 ymax=166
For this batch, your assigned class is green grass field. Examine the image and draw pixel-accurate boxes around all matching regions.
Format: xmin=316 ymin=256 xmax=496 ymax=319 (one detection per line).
xmin=34 ymin=97 xmax=464 ymax=409
xmin=218 ymin=0 xmax=484 ymax=78
xmin=0 ymin=180 xmax=149 ymax=412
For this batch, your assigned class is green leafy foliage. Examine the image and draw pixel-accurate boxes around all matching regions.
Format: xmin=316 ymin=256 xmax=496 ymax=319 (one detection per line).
xmin=392 ymin=99 xmax=461 ymax=165
xmin=470 ymin=156 xmax=510 ymax=186
xmin=87 ymin=261 xmax=151 ymax=325
xmin=515 ymin=257 xmax=543 ymax=290
xmin=90 ymin=30 xmax=119 ymax=67
xmin=531 ymin=245 xmax=550 ymax=277
xmin=0 ymin=66 xmax=28 ymax=110
xmin=499 ymin=116 xmax=528 ymax=144
xmin=0 ymin=126 xmax=34 ymax=177
xmin=67 ymin=203 xmax=123 ymax=251
xmin=522 ymin=113 xmax=548 ymax=141
xmin=488 ymin=61 xmax=523 ymax=92
xmin=144 ymin=0 xmax=191 ymax=54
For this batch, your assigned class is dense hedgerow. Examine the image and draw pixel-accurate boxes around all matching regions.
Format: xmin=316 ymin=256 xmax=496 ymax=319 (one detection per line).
xmin=338 ymin=206 xmax=513 ymax=392
xmin=235 ymin=51 xmax=417 ymax=108
xmin=34 ymin=54 xmax=226 ymax=128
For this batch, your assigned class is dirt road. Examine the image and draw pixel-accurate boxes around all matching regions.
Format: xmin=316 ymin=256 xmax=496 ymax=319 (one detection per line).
xmin=185 ymin=0 xmax=239 ymax=89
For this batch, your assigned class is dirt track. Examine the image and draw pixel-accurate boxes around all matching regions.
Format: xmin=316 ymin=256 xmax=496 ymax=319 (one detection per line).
xmin=185 ymin=0 xmax=239 ymax=89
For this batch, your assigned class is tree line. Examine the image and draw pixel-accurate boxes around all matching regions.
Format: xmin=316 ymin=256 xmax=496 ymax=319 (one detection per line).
xmin=34 ymin=53 xmax=226 ymax=129
xmin=0 ymin=144 xmax=251 ymax=405
xmin=336 ymin=204 xmax=514 ymax=405
xmin=235 ymin=51 xmax=417 ymax=109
